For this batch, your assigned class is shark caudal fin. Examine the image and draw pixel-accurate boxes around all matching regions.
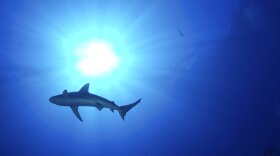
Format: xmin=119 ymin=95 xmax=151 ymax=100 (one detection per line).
xmin=118 ymin=98 xmax=141 ymax=120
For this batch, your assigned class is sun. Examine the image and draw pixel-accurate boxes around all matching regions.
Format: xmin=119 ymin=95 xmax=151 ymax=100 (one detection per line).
xmin=75 ymin=40 xmax=119 ymax=78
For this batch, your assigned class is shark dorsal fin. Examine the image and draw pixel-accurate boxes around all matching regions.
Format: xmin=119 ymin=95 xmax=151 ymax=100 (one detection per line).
xmin=70 ymin=106 xmax=83 ymax=122
xmin=63 ymin=90 xmax=69 ymax=97
xmin=79 ymin=83 xmax=89 ymax=93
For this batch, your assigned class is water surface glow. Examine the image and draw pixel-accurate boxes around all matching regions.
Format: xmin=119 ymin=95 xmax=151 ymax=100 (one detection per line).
xmin=75 ymin=40 xmax=119 ymax=78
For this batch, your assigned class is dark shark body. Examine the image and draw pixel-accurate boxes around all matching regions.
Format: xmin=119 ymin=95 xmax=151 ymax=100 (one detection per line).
xmin=49 ymin=83 xmax=141 ymax=122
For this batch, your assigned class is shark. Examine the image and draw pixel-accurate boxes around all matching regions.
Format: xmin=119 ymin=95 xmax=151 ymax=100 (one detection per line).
xmin=49 ymin=83 xmax=141 ymax=122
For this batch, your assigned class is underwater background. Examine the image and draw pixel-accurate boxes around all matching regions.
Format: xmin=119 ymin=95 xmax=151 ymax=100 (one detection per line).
xmin=0 ymin=0 xmax=280 ymax=155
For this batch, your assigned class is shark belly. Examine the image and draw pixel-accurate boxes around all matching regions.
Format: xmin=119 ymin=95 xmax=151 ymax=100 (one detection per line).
xmin=71 ymin=98 xmax=99 ymax=106
xmin=71 ymin=97 xmax=117 ymax=110
xmin=98 ymin=101 xmax=119 ymax=110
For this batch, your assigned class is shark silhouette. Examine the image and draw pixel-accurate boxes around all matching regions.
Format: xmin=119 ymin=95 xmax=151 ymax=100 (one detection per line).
xmin=49 ymin=83 xmax=141 ymax=122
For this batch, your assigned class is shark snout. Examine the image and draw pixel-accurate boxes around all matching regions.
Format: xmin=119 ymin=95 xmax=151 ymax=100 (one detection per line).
xmin=49 ymin=95 xmax=65 ymax=106
xmin=49 ymin=97 xmax=55 ymax=104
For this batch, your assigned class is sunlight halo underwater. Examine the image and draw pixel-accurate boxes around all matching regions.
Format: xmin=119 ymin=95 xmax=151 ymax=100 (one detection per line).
xmin=75 ymin=40 xmax=119 ymax=78
xmin=60 ymin=26 xmax=134 ymax=87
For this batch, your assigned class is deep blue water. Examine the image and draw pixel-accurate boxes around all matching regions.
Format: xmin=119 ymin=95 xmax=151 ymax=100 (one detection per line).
xmin=1 ymin=0 xmax=280 ymax=155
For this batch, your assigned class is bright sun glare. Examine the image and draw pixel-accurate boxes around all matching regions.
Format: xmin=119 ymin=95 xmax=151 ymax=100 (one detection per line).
xmin=75 ymin=41 xmax=119 ymax=77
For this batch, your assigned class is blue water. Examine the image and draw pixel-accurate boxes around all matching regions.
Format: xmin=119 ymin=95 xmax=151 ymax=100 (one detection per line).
xmin=1 ymin=0 xmax=280 ymax=155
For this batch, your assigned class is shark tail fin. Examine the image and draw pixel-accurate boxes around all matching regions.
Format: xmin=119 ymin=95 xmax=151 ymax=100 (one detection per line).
xmin=118 ymin=98 xmax=141 ymax=120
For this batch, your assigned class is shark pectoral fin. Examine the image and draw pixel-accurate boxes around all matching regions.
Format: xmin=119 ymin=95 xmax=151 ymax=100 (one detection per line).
xmin=110 ymin=109 xmax=114 ymax=113
xmin=70 ymin=106 xmax=83 ymax=122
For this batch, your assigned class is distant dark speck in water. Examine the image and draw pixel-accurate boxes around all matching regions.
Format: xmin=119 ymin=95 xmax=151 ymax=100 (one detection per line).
xmin=176 ymin=28 xmax=184 ymax=37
